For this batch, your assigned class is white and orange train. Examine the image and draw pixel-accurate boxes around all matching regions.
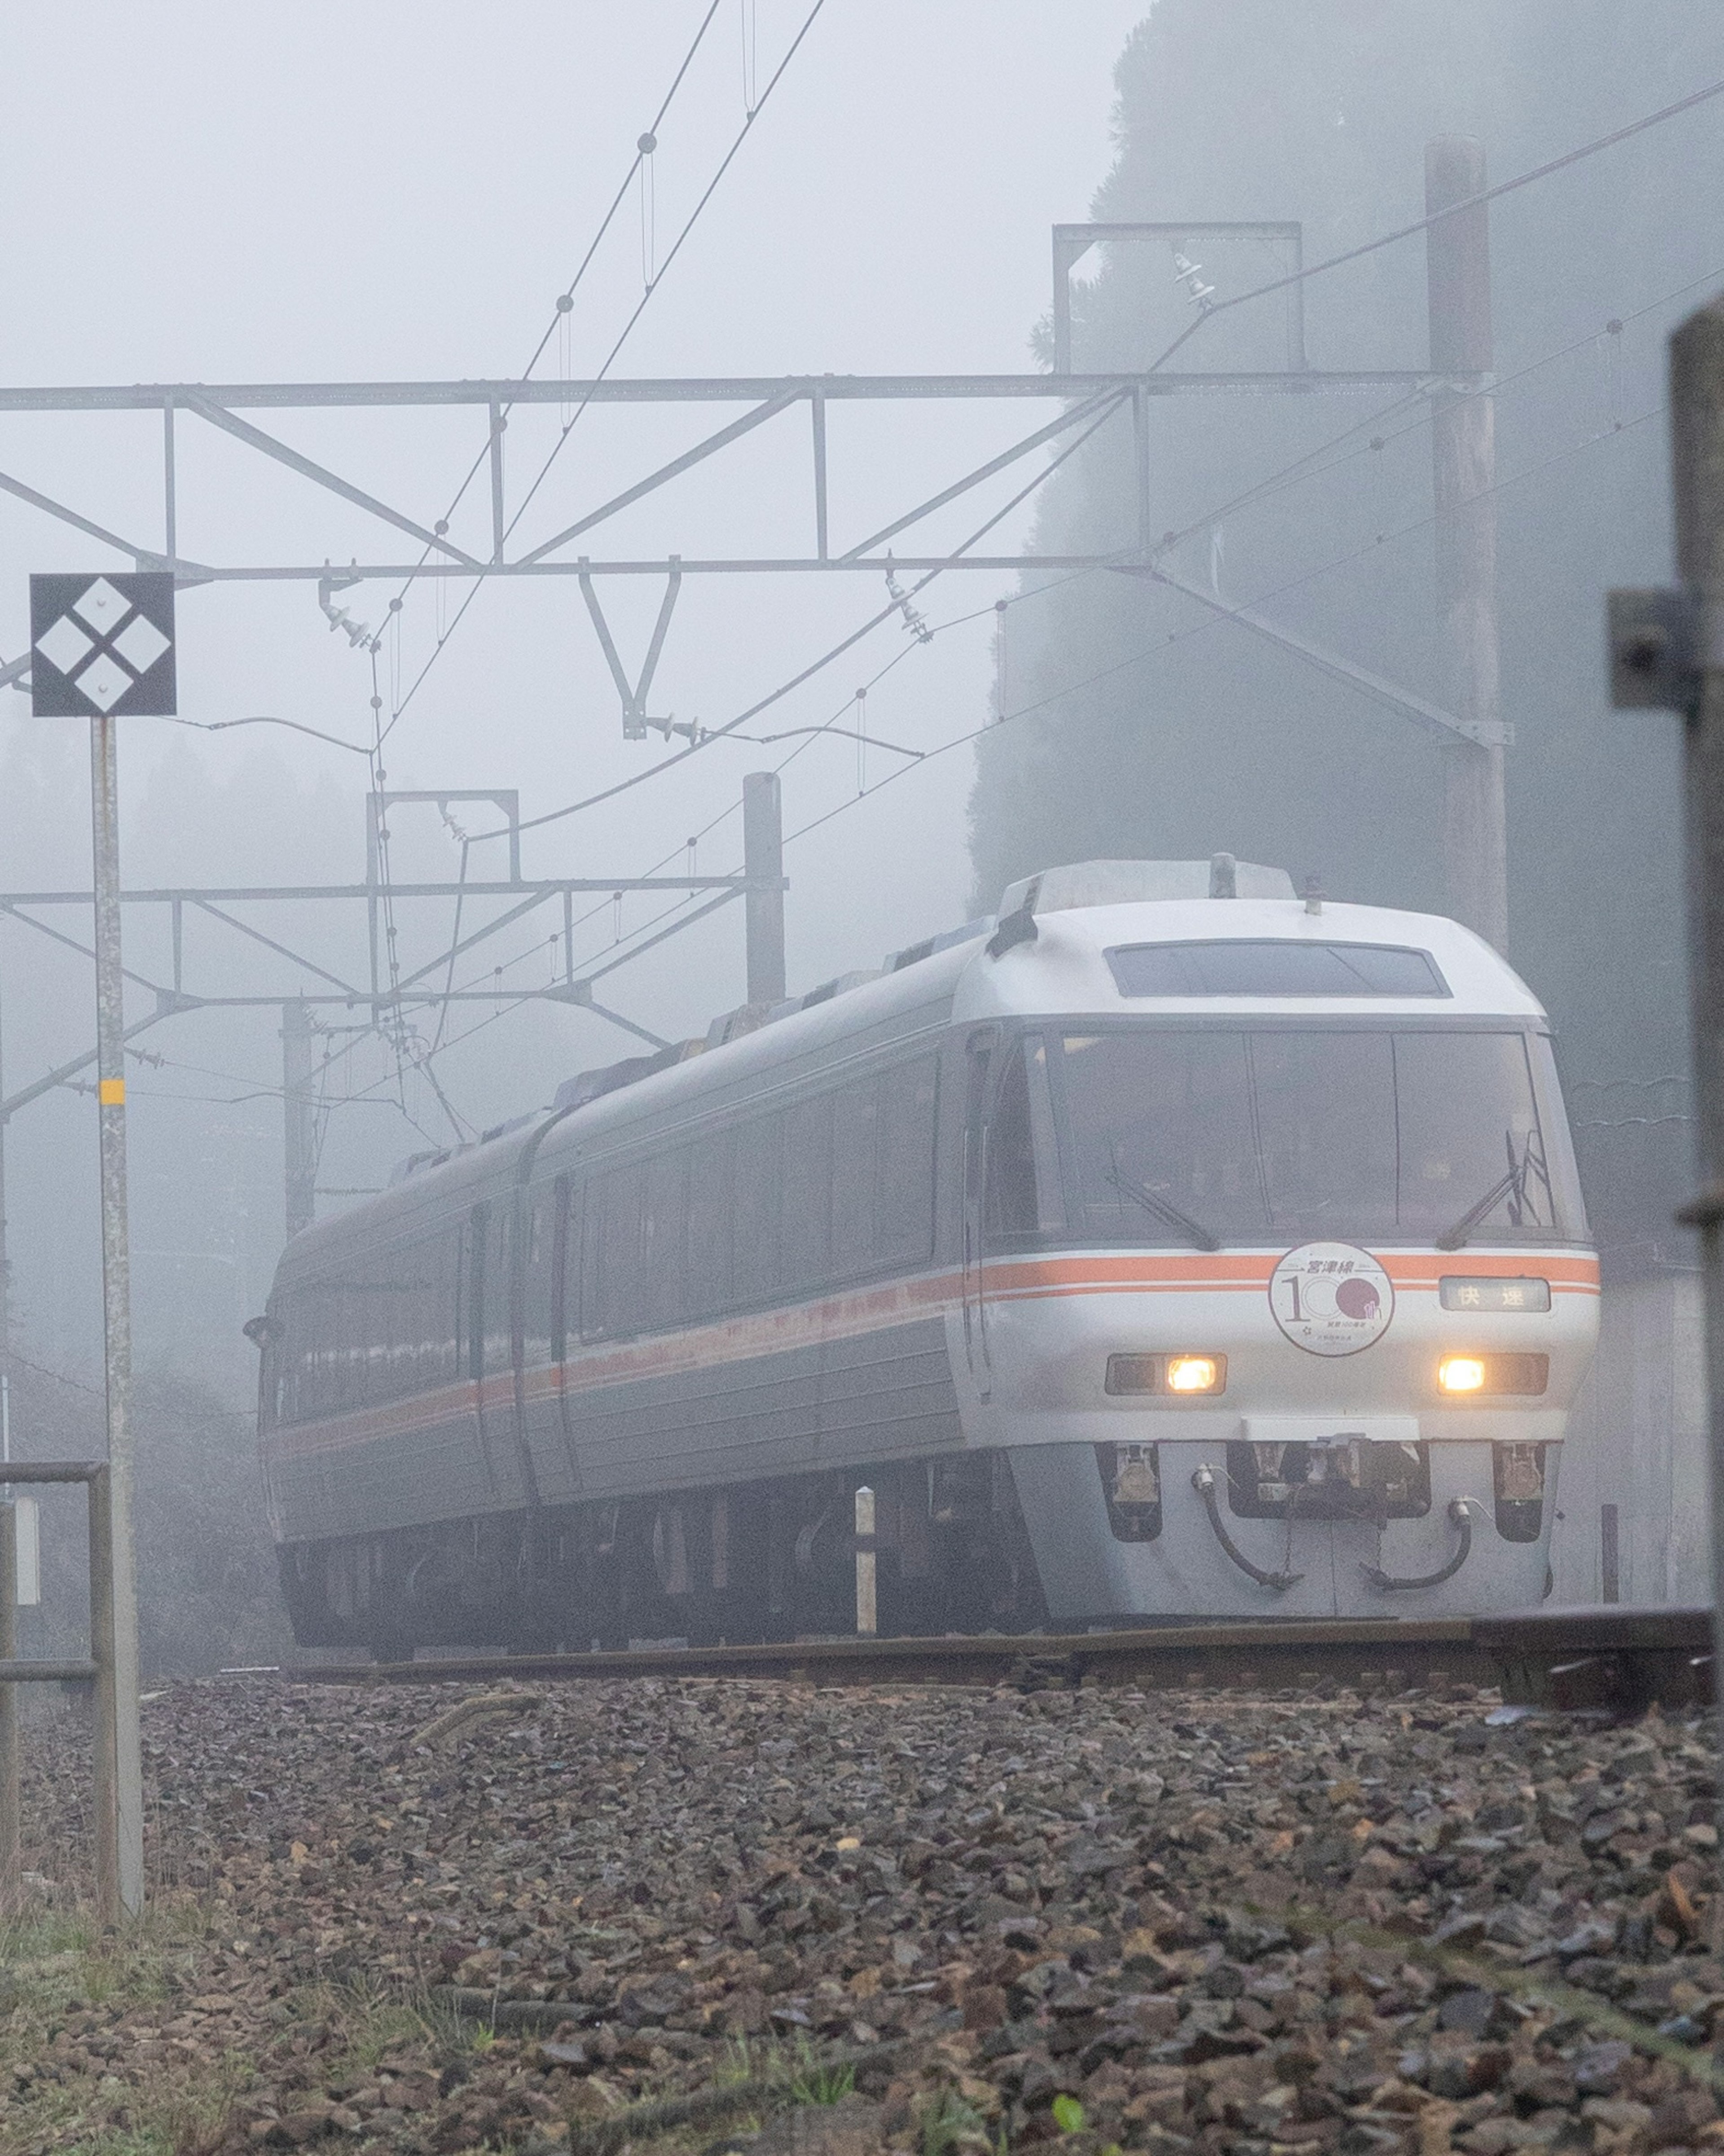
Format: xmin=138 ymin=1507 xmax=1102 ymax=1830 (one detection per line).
xmin=251 ymin=858 xmax=1600 ymax=1656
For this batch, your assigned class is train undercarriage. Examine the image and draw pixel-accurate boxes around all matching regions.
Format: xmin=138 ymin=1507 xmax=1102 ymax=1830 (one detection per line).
xmin=278 ymin=1450 xmax=1050 ymax=1660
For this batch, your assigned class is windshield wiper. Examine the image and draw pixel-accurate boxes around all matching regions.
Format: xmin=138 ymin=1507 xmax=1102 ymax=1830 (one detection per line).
xmin=1434 ymin=1128 xmax=1550 ymax=1252
xmin=1104 ymin=1167 xmax=1222 ymax=1253
xmin=1434 ymin=1168 xmax=1523 ymax=1252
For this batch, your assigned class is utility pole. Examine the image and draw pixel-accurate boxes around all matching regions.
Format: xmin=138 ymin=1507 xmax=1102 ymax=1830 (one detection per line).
xmin=1426 ymin=136 xmax=1508 ymax=951
xmin=281 ymin=1000 xmax=317 ymax=1241
xmin=1609 ymin=295 xmax=1724 ymax=1832
xmin=89 ymin=710 xmax=143 ymax=1919
xmin=1669 ymin=304 xmax=1724 ymax=1826
xmin=743 ymin=771 xmax=786 ymax=1006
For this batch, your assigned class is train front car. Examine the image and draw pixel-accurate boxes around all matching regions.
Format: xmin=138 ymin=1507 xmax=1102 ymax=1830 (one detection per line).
xmin=966 ymin=861 xmax=1597 ymax=1623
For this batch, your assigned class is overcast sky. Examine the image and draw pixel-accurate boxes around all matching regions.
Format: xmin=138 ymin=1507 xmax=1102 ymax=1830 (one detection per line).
xmin=0 ymin=1 xmax=1152 ymax=1015
xmin=0 ymin=4 xmax=1165 ymax=1373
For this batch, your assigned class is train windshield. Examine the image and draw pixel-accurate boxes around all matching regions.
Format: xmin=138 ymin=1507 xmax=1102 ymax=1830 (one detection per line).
xmin=1042 ymin=1026 xmax=1586 ymax=1246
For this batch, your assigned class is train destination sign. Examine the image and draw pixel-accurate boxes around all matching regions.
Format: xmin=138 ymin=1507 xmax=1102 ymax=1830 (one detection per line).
xmin=29 ymin=572 xmax=176 ymax=718
xmin=1269 ymin=1241 xmax=1395 ymax=1356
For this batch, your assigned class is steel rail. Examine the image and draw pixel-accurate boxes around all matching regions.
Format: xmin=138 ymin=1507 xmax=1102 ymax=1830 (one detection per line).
xmin=285 ymin=1605 xmax=1712 ymax=1714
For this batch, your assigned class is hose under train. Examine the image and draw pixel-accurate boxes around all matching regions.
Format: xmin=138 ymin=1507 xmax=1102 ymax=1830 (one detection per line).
xmin=1191 ymin=1464 xmax=1304 ymax=1592
xmin=1362 ymin=1498 xmax=1476 ymax=1592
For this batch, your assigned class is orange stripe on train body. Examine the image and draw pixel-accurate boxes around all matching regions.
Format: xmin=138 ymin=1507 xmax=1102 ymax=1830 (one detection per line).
xmin=260 ymin=1243 xmax=1600 ymax=1470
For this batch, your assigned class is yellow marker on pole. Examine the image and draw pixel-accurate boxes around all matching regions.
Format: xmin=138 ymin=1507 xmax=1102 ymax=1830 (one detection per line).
xmin=97 ymin=1079 xmax=124 ymax=1106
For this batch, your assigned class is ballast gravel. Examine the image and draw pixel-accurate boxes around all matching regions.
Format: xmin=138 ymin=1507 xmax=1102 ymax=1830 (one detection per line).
xmin=1 ymin=1671 xmax=1721 ymax=2155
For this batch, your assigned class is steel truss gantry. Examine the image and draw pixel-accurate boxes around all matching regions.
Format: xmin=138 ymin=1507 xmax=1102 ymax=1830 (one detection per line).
xmin=0 ymin=774 xmax=789 ymax=1239
xmin=0 ymin=211 xmax=1492 ymax=1246
xmin=0 ymin=366 xmax=1447 ymax=599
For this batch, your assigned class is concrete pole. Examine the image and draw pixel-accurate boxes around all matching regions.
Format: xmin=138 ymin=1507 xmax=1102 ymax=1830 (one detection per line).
xmin=89 ymin=717 xmax=143 ymax=1920
xmin=281 ymin=1000 xmax=317 ymax=1240
xmin=1668 ymin=302 xmax=1724 ymax=1822
xmin=1426 ymin=137 xmax=1508 ymax=951
xmin=743 ymin=772 xmax=786 ymax=1006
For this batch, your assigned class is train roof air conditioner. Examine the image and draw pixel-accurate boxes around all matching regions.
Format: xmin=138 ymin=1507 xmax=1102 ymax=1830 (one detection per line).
xmin=997 ymin=858 xmax=1296 ymax=914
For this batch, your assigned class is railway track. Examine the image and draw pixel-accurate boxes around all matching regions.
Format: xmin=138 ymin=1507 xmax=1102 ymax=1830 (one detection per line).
xmin=288 ymin=1602 xmax=1712 ymax=1713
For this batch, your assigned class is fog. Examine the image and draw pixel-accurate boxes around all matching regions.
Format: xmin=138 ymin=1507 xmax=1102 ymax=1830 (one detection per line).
xmin=0 ymin=5 xmax=1715 ymax=1650
xmin=0 ymin=2 xmax=1143 ymax=1397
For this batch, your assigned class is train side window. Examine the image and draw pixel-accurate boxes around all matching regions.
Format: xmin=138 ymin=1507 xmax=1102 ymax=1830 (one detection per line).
xmin=686 ymin=1127 xmax=734 ymax=1318
xmin=549 ymin=1175 xmax=571 ymax=1365
xmin=523 ymin=1193 xmax=557 ymax=1367
xmin=640 ymin=1149 xmax=688 ymax=1330
xmin=262 ymin=1296 xmax=288 ymax=1425
xmin=303 ymin=1293 xmax=321 ymax=1416
xmin=384 ymin=1242 xmax=424 ymax=1399
xmin=382 ymin=1253 xmax=405 ymax=1398
xmin=578 ymin=1178 xmax=599 ymax=1337
xmin=583 ymin=1160 xmax=646 ymax=1337
xmin=382 ymin=1261 xmax=405 ymax=1396
xmin=336 ymin=1280 xmax=356 ymax=1409
xmin=447 ymin=1223 xmax=466 ymax=1387
xmin=444 ymin=1233 xmax=465 ymax=1397
xmin=418 ymin=1234 xmax=436 ymax=1388
xmin=831 ymin=1081 xmax=878 ymax=1278
xmin=349 ymin=1271 xmax=371 ymax=1404
xmin=573 ymin=1181 xmax=594 ymax=1345
xmin=733 ymin=1114 xmax=782 ymax=1303
xmin=330 ymin=1285 xmax=348 ymax=1412
xmin=876 ymin=1056 xmax=940 ymax=1264
xmin=466 ymin=1206 xmax=488 ymax=1380
xmin=483 ymin=1208 xmax=513 ymax=1373
xmin=986 ymin=1038 xmax=1063 ymax=1239
xmin=781 ymin=1093 xmax=833 ymax=1284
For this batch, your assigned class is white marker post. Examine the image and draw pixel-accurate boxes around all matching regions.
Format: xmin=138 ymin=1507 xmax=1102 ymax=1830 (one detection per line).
xmin=854 ymin=1486 xmax=877 ymax=1638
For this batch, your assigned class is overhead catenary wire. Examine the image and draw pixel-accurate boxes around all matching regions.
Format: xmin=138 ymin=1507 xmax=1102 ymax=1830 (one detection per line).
xmin=190 ymin=77 xmax=1724 ymax=1146
xmin=451 ymin=246 xmax=1719 ymax=878
xmin=408 ymin=304 xmax=1687 ymax=1030
xmin=774 ymin=397 xmax=1671 ymax=858
xmin=157 ymin=67 xmax=1724 ymax=1148
xmin=360 ymin=390 xmax=1667 ymax=1118
xmin=1156 ymin=261 xmax=1724 ymax=564
xmin=373 ymin=2 xmax=729 ymax=639
xmin=141 ymin=254 xmax=1720 ymax=1138
xmin=381 ymin=0 xmax=831 ymax=740
xmin=468 ymin=391 xmax=1129 ymax=845
xmin=1143 ymin=74 xmax=1724 ymax=374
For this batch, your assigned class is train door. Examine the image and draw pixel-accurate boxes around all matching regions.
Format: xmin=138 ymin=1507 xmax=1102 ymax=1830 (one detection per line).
xmin=962 ymin=1026 xmax=1000 ymax=1400
xmin=463 ymin=1203 xmax=505 ymax=1499
xmin=551 ymin=1172 xmax=585 ymax=1496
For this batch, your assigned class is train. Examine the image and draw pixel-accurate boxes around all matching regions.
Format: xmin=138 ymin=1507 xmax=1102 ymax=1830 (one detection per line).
xmin=249 ymin=855 xmax=1600 ymax=1656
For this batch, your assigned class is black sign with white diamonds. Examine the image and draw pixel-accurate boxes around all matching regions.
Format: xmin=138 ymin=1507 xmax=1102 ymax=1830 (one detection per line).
xmin=29 ymin=573 xmax=176 ymax=718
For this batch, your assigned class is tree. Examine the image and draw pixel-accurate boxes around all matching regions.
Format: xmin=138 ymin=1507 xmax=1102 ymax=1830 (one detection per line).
xmin=969 ymin=0 xmax=1724 ymax=1257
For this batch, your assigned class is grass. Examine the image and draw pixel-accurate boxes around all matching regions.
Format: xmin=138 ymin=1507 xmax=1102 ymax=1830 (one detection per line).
xmin=0 ymin=1897 xmax=238 ymax=2155
xmin=919 ymin=2087 xmax=996 ymax=2156
xmin=716 ymin=2028 xmax=856 ymax=2106
xmin=0 ymin=1899 xmax=493 ymax=2156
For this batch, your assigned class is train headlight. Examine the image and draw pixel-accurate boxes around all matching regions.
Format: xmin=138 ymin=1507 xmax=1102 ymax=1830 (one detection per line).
xmin=1437 ymin=1353 xmax=1549 ymax=1398
xmin=1438 ymin=1356 xmax=1488 ymax=1394
xmin=1104 ymin=1353 xmax=1227 ymax=1397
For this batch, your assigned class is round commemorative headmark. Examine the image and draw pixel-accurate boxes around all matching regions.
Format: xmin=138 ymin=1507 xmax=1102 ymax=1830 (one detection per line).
xmin=1269 ymin=1241 xmax=1394 ymax=1358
